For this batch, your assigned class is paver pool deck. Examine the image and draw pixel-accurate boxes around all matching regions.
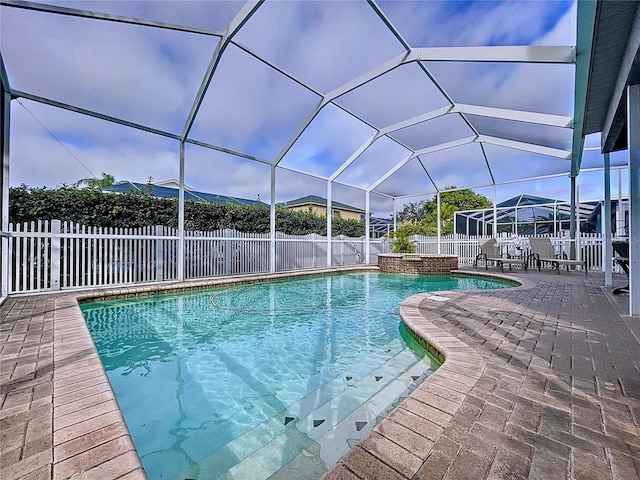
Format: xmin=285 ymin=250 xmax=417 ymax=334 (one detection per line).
xmin=1 ymin=268 xmax=638 ymax=479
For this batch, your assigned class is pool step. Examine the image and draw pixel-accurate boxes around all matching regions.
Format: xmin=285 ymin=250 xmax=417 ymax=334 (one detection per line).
xmin=212 ymin=347 xmax=431 ymax=480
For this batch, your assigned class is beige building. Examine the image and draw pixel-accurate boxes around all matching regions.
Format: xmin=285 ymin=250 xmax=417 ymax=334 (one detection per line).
xmin=281 ymin=195 xmax=365 ymax=221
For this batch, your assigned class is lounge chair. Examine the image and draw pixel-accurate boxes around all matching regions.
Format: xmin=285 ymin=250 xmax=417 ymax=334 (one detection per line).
xmin=474 ymin=238 xmax=527 ymax=272
xmin=612 ymin=240 xmax=629 ymax=294
xmin=528 ymin=237 xmax=587 ymax=274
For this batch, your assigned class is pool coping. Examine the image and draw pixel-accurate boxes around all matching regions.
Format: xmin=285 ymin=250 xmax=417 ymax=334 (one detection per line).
xmin=322 ymin=269 xmax=531 ymax=479
xmin=7 ymin=266 xmax=526 ymax=479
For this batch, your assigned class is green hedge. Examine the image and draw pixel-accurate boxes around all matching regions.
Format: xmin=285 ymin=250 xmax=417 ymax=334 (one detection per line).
xmin=8 ymin=185 xmax=365 ymax=237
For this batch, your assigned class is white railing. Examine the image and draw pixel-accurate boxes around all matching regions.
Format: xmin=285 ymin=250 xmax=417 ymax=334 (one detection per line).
xmin=5 ymin=221 xmax=613 ymax=294
xmin=6 ymin=221 xmax=372 ymax=293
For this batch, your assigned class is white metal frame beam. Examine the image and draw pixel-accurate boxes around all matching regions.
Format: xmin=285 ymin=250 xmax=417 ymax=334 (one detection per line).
xmin=628 ymin=84 xmax=640 ymax=316
xmin=453 ymin=104 xmax=573 ymax=128
xmin=478 ymin=135 xmax=571 ymax=159
xmin=1 ymin=76 xmax=10 ymax=299
xmin=13 ymin=90 xmax=181 ymax=140
xmin=0 ymin=0 xmax=223 ymax=36
xmin=412 ymin=46 xmax=575 ymax=64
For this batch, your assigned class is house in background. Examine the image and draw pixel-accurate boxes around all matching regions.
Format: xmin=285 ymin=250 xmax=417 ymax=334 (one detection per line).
xmin=281 ymin=195 xmax=365 ymax=221
xmin=103 ymin=179 xmax=263 ymax=206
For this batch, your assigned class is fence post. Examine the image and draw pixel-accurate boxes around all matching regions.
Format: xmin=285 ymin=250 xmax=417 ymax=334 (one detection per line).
xmin=51 ymin=220 xmax=61 ymax=290
xmin=155 ymin=225 xmax=164 ymax=282
xmin=312 ymin=233 xmax=317 ymax=268
xmin=224 ymin=229 xmax=233 ymax=276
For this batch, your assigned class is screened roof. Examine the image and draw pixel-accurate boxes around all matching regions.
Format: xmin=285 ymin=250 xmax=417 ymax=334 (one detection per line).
xmin=456 ymin=194 xmax=598 ymax=227
xmin=0 ymin=0 xmax=607 ymax=214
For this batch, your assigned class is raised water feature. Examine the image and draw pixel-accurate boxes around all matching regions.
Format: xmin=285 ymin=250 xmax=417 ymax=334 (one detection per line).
xmin=377 ymin=253 xmax=459 ymax=274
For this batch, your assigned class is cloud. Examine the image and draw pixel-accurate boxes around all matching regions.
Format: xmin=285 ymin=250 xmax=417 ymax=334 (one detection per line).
xmin=336 ymin=136 xmax=412 ymax=190
xmin=233 ymin=1 xmax=406 ymax=94
xmin=10 ymin=99 xmax=179 ymax=188
xmin=189 ymin=44 xmax=321 ymax=161
xmin=2 ymin=6 xmax=216 ymax=133
xmin=2 ymin=0 xmax=606 ymax=213
xmin=279 ymin=104 xmax=376 ymax=178
xmin=379 ymin=0 xmax=575 ymax=47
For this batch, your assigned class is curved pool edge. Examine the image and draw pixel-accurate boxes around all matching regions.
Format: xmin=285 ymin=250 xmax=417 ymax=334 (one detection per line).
xmin=322 ymin=270 xmax=530 ymax=480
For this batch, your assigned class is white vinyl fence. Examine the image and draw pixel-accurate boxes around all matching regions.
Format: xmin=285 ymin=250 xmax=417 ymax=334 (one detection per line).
xmin=6 ymin=221 xmax=373 ymax=293
xmin=6 ymin=221 xmax=613 ymax=294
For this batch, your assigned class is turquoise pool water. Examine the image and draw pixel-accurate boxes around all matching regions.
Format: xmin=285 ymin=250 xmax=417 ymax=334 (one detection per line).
xmin=82 ymin=273 xmax=513 ymax=479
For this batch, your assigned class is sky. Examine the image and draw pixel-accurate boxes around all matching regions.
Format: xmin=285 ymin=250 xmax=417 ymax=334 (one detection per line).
xmin=1 ymin=0 xmax=631 ymax=218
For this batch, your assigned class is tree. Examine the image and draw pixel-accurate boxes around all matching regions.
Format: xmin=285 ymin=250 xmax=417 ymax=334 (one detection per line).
xmin=8 ymin=185 xmax=365 ymax=236
xmin=396 ymin=187 xmax=491 ymax=235
xmin=74 ymin=172 xmax=115 ymax=190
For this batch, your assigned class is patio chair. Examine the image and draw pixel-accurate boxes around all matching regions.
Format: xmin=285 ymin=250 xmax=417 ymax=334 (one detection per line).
xmin=528 ymin=237 xmax=587 ymax=274
xmin=474 ymin=238 xmax=527 ymax=273
xmin=612 ymin=240 xmax=629 ymax=295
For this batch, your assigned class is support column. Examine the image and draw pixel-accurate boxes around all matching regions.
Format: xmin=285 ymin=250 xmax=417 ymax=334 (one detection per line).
xmin=576 ymin=176 xmax=581 ymax=263
xmin=437 ymin=192 xmax=441 ymax=254
xmin=178 ymin=141 xmax=185 ymax=282
xmin=604 ymin=153 xmax=613 ymax=285
xmin=1 ymin=88 xmax=10 ymax=298
xmin=570 ymin=175 xmax=577 ymax=260
xmin=326 ymin=181 xmax=332 ymax=267
xmin=492 ymin=184 xmax=497 ymax=236
xmin=270 ymin=166 xmax=276 ymax=273
xmin=393 ymin=199 xmax=397 ymax=232
xmin=627 ymin=84 xmax=640 ymax=315
xmin=365 ymin=192 xmax=370 ymax=264
xmin=617 ymin=169 xmax=624 ymax=236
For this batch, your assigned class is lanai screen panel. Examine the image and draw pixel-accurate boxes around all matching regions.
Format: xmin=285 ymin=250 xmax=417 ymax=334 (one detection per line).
xmin=420 ymin=143 xmax=494 ymax=190
xmin=466 ymin=115 xmax=573 ymax=152
xmin=188 ymin=44 xmax=321 ymax=161
xmin=1 ymin=6 xmax=217 ymax=135
xmin=275 ymin=168 xmax=329 ymax=205
xmin=484 ymin=144 xmax=570 ymax=184
xmin=332 ymin=183 xmax=366 ymax=216
xmin=380 ymin=1 xmax=576 ymax=48
xmin=10 ymin=99 xmax=179 ymax=189
xmin=184 ymin=143 xmax=271 ymax=204
xmin=333 ymin=63 xmax=451 ymax=129
xmin=232 ymin=0 xmax=405 ymax=94
xmin=44 ymin=0 xmax=245 ymax=31
xmin=581 ymin=149 xmax=629 ymax=170
xmin=279 ymin=104 xmax=375 ymax=178
xmin=373 ymin=157 xmax=437 ymax=198
xmin=370 ymin=192 xmax=394 ymax=221
xmin=425 ymin=62 xmax=575 ymax=118
xmin=390 ymin=114 xmax=475 ymax=151
xmin=335 ymin=137 xmax=411 ymax=190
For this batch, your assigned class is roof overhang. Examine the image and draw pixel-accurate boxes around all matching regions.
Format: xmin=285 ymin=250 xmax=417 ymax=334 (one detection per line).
xmin=578 ymin=0 xmax=640 ymax=159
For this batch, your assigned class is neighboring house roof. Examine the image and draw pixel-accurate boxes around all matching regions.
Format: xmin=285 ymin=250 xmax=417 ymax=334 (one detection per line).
xmin=281 ymin=195 xmax=365 ymax=214
xmin=102 ymin=181 xmax=262 ymax=206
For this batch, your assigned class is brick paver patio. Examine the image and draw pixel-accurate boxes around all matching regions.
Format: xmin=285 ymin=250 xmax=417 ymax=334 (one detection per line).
xmin=1 ymin=269 xmax=638 ymax=479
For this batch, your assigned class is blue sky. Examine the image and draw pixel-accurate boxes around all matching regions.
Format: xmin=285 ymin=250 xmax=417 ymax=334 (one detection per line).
xmin=1 ymin=0 xmax=630 ymax=217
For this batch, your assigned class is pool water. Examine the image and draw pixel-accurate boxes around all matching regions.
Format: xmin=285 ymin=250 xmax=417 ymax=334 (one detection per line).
xmin=82 ymin=273 xmax=512 ymax=479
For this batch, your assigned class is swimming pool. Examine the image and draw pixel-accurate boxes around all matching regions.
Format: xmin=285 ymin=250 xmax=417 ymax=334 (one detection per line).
xmin=82 ymin=272 xmax=513 ymax=479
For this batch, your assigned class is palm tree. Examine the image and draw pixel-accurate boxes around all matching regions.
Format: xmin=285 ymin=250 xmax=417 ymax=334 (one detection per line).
xmin=74 ymin=172 xmax=115 ymax=190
